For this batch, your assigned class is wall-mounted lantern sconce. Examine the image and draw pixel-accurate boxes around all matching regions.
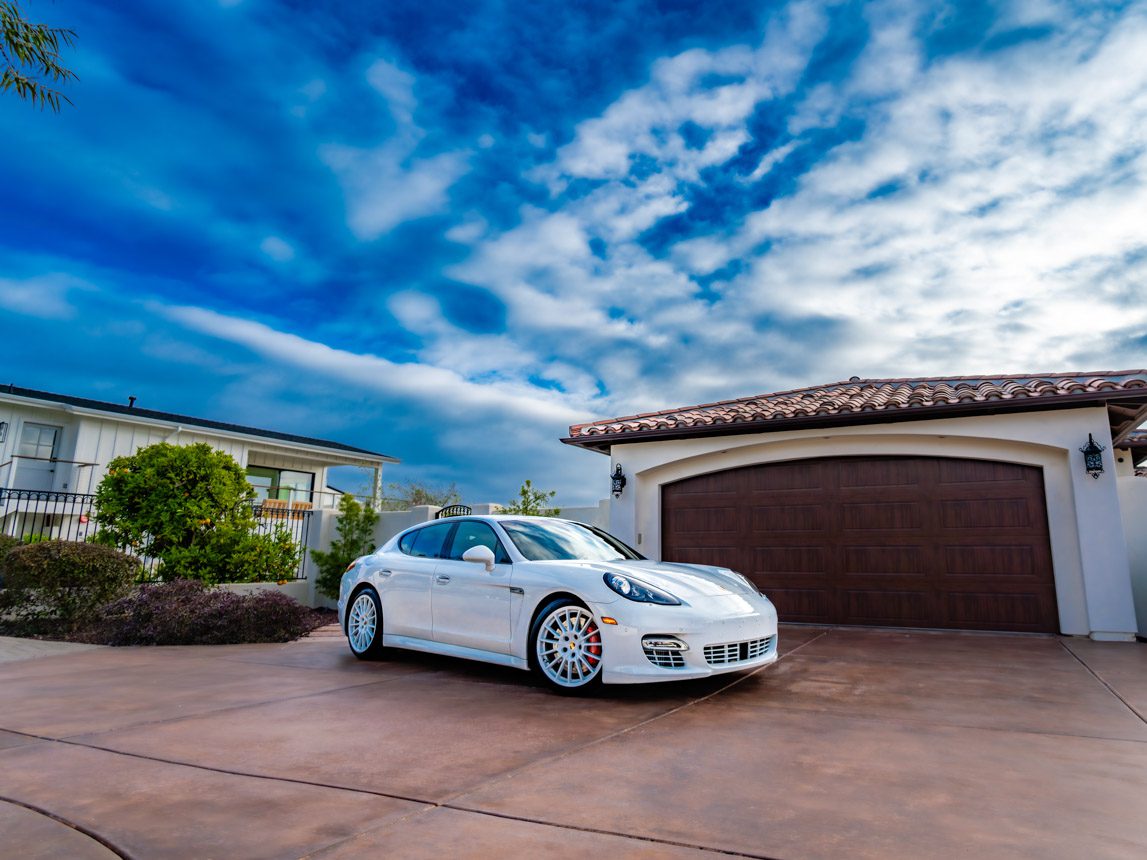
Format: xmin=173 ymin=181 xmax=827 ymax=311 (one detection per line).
xmin=1080 ymin=433 xmax=1106 ymax=479
xmin=611 ymin=464 xmax=627 ymax=499
xmin=0 ymin=421 xmax=7 ymax=443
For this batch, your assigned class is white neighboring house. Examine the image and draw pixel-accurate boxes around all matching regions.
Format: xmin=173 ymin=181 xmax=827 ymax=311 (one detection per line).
xmin=0 ymin=384 xmax=398 ymax=603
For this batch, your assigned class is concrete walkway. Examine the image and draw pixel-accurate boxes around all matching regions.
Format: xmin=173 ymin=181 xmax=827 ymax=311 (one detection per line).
xmin=0 ymin=635 xmax=104 ymax=664
xmin=1 ymin=626 xmax=1145 ymax=859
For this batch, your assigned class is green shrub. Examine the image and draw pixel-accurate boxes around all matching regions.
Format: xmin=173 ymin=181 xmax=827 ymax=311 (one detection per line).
xmin=311 ymin=494 xmax=378 ymax=600
xmin=0 ymin=540 xmax=139 ymax=631
xmin=95 ymin=579 xmax=320 ymax=645
xmin=0 ymin=533 xmax=20 ymax=559
xmin=501 ymin=479 xmax=560 ymax=516
xmin=156 ymin=526 xmax=301 ymax=585
xmin=92 ymin=442 xmax=300 ymax=584
xmin=0 ymin=534 xmax=21 ymax=587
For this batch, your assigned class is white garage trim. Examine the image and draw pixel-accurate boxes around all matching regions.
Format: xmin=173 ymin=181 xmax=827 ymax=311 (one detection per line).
xmin=608 ymin=407 xmax=1136 ymax=639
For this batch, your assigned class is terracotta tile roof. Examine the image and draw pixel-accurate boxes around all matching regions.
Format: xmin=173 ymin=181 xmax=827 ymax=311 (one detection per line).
xmin=565 ymin=370 xmax=1147 ymax=451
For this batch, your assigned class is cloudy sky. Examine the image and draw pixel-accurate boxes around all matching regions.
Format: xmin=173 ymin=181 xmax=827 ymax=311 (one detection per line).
xmin=2 ymin=0 xmax=1145 ymax=504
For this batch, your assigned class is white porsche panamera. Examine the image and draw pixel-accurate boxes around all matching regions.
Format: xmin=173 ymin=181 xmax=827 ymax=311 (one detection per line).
xmin=338 ymin=515 xmax=779 ymax=693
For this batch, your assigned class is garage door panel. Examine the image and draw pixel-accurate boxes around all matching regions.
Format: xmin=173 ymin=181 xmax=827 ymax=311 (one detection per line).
xmin=752 ymin=546 xmax=827 ymax=575
xmin=842 ymin=589 xmax=931 ymax=624
xmin=838 ymin=459 xmax=923 ymax=488
xmin=944 ymin=592 xmax=1054 ymax=630
xmin=747 ymin=464 xmax=824 ymax=492
xmin=750 ymin=504 xmax=826 ymax=531
xmin=666 ymin=472 xmax=745 ymax=495
xmin=666 ymin=507 xmax=739 ymax=534
xmin=842 ymin=545 xmax=927 ymax=576
xmin=939 ymin=498 xmax=1036 ymax=530
xmin=662 ymin=455 xmax=1059 ymax=632
xmin=842 ymin=501 xmax=923 ymax=531
xmin=943 ymin=545 xmax=1041 ymax=577
xmin=935 ymin=459 xmax=1032 ymax=484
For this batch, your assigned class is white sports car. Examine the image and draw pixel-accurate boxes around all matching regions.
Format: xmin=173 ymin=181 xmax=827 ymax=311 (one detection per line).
xmin=338 ymin=515 xmax=779 ymax=692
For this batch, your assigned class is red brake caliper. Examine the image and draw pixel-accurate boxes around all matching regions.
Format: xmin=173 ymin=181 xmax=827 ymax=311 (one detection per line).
xmin=585 ymin=624 xmax=602 ymax=666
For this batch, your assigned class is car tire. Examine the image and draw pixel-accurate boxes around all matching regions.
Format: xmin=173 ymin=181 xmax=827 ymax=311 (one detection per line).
xmin=346 ymin=587 xmax=385 ymax=661
xmin=529 ymin=598 xmax=604 ymax=694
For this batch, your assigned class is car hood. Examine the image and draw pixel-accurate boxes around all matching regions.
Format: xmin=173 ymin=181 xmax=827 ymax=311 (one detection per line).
xmin=579 ymin=559 xmax=760 ymax=600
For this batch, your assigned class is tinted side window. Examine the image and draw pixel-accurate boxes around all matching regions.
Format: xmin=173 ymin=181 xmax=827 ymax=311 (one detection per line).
xmin=398 ymin=531 xmax=418 ymax=555
xmin=406 ymin=523 xmax=455 ymax=559
xmin=446 ymin=521 xmax=511 ymax=564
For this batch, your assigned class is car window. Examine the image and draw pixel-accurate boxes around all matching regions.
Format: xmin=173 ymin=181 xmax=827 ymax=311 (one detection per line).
xmin=445 ymin=521 xmax=511 ymax=564
xmin=398 ymin=531 xmax=418 ymax=555
xmin=500 ymin=520 xmax=644 ymax=562
xmin=404 ymin=522 xmax=455 ymax=559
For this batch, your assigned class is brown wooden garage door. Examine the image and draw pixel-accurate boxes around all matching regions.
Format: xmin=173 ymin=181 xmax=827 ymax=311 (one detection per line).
xmin=661 ymin=456 xmax=1059 ymax=632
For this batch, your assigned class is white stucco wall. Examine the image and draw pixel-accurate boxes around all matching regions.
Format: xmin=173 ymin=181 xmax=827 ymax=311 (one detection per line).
xmin=558 ymin=499 xmax=611 ymax=528
xmin=1117 ymin=476 xmax=1147 ymax=638
xmin=599 ymin=406 xmax=1137 ymax=639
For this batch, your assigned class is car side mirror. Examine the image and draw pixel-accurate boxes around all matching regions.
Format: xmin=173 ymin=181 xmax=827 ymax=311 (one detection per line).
xmin=461 ymin=545 xmax=496 ymax=572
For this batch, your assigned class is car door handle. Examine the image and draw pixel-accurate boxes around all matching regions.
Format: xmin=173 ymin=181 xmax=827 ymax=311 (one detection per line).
xmin=436 ymin=575 xmax=451 ymax=584
xmin=378 ymin=569 xmax=392 ymax=577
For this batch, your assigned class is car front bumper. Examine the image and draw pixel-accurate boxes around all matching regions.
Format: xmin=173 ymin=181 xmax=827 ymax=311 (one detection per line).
xmin=589 ymin=594 xmax=779 ymax=684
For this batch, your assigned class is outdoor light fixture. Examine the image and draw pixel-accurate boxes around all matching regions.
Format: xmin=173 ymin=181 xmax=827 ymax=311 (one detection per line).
xmin=0 ymin=421 xmax=6 ymax=443
xmin=1080 ymin=433 xmax=1106 ymax=479
xmin=611 ymin=464 xmax=627 ymax=499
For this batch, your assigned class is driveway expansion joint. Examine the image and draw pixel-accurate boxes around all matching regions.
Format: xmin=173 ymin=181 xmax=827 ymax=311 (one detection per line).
xmin=1058 ymin=639 xmax=1147 ymax=726
xmin=0 ymin=793 xmax=134 ymax=860
xmin=437 ymin=804 xmax=789 ymax=860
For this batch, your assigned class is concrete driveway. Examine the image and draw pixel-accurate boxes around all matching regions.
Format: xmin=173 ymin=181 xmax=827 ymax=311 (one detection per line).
xmin=1 ymin=625 xmax=1145 ymax=860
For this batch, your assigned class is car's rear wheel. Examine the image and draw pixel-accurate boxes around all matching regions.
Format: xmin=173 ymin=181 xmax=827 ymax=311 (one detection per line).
xmin=530 ymin=599 xmax=603 ymax=693
xmin=346 ymin=588 xmax=385 ymax=660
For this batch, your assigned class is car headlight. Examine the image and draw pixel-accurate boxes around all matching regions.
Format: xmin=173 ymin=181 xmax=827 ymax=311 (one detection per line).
xmin=603 ymin=573 xmax=681 ymax=605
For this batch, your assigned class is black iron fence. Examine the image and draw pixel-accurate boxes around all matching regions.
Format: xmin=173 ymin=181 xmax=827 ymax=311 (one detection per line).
xmin=0 ymin=488 xmax=312 ymax=580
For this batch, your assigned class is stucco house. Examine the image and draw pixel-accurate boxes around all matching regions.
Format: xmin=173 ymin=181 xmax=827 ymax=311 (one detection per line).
xmin=0 ymin=384 xmax=397 ymax=562
xmin=564 ymin=371 xmax=1147 ymax=641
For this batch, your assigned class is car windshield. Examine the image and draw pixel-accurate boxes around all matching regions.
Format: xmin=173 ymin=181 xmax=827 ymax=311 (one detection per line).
xmin=500 ymin=519 xmax=644 ymax=562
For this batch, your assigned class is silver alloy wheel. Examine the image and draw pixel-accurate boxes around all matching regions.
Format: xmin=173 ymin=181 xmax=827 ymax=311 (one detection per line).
xmin=348 ymin=591 xmax=378 ymax=654
xmin=535 ymin=605 xmax=603 ymax=688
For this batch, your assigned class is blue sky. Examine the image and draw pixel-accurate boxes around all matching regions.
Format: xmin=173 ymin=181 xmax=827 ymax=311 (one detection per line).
xmin=2 ymin=0 xmax=1145 ymax=505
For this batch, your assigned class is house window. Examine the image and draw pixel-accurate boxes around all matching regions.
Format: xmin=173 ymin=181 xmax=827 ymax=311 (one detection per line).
xmin=246 ymin=466 xmax=314 ymax=503
xmin=18 ymin=423 xmax=61 ymax=460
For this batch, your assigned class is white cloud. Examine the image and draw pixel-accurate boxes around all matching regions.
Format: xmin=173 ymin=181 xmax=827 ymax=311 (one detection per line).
xmin=420 ymin=0 xmax=1147 ymax=443
xmin=0 ymin=274 xmax=93 ymax=320
xmin=322 ymin=143 xmax=468 ymax=239
xmin=156 ymin=303 xmax=586 ymax=427
xmin=259 ymin=235 xmax=296 ymax=262
xmin=323 ymin=57 xmax=469 ymax=240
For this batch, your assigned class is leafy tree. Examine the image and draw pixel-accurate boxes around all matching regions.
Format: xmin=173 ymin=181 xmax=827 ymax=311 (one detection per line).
xmin=378 ymin=479 xmax=461 ymax=510
xmin=1 ymin=1 xmax=77 ymax=111
xmin=92 ymin=442 xmax=300 ymax=585
xmin=501 ymin=479 xmax=560 ymax=517
xmin=311 ymin=494 xmax=379 ymax=599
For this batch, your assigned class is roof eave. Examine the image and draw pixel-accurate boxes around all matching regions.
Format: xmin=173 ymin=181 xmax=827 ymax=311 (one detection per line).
xmin=562 ymin=389 xmax=1147 ymax=453
xmin=1 ymin=389 xmax=398 ymax=465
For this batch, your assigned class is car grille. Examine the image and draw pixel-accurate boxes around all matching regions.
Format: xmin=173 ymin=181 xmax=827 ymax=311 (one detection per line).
xmin=704 ymin=636 xmax=775 ymax=666
xmin=643 ymin=645 xmax=686 ymax=669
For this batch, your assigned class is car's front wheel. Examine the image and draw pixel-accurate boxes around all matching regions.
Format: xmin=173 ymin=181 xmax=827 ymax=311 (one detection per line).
xmin=530 ymin=598 xmax=604 ymax=693
xmin=346 ymin=587 xmax=385 ymax=660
